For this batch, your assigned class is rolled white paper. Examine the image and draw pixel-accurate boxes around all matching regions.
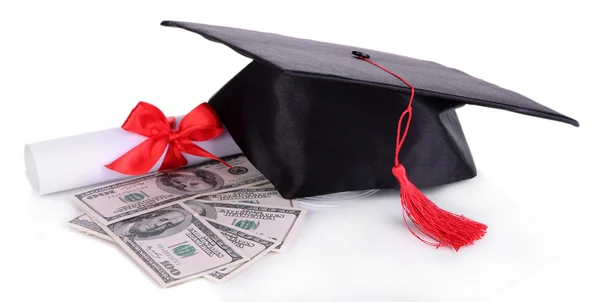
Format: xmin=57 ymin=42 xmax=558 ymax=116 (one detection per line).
xmin=24 ymin=117 xmax=242 ymax=195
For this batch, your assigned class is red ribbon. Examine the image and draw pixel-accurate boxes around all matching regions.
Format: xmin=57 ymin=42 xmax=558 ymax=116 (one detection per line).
xmin=106 ymin=102 xmax=231 ymax=175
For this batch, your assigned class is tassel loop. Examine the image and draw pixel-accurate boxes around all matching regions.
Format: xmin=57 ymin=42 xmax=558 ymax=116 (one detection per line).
xmin=391 ymin=164 xmax=408 ymax=183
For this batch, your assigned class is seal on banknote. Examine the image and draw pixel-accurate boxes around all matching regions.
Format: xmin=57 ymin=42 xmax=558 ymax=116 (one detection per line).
xmin=110 ymin=207 xmax=193 ymax=240
xmin=228 ymin=166 xmax=248 ymax=175
xmin=156 ymin=169 xmax=224 ymax=195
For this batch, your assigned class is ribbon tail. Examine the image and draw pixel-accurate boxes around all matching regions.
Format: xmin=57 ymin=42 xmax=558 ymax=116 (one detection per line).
xmin=159 ymin=143 xmax=189 ymax=171
xmin=106 ymin=136 xmax=169 ymax=175
xmin=178 ymin=139 xmax=232 ymax=168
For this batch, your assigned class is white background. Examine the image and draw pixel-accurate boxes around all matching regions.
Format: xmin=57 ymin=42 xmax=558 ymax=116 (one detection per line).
xmin=1 ymin=1 xmax=598 ymax=301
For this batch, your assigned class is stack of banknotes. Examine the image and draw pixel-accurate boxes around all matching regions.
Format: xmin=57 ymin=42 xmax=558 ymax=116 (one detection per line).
xmin=68 ymin=154 xmax=307 ymax=287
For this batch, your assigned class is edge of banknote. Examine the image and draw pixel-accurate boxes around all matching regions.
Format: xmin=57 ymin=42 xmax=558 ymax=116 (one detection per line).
xmin=68 ymin=213 xmax=113 ymax=241
xmin=199 ymin=218 xmax=279 ymax=283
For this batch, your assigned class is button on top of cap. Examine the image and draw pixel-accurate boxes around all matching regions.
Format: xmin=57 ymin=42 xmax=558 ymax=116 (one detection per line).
xmin=351 ymin=51 xmax=370 ymax=59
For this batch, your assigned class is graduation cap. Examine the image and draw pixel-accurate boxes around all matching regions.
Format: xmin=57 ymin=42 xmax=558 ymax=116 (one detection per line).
xmin=161 ymin=20 xmax=578 ymax=250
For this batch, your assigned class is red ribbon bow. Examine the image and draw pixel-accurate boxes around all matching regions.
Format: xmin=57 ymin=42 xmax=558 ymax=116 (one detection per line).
xmin=106 ymin=102 xmax=231 ymax=175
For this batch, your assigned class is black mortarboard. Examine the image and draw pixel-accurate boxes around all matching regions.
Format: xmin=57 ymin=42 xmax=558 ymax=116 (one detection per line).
xmin=161 ymin=20 xmax=578 ymax=249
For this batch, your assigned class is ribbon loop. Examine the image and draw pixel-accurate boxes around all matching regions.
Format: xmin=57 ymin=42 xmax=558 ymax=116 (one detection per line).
xmin=106 ymin=102 xmax=231 ymax=175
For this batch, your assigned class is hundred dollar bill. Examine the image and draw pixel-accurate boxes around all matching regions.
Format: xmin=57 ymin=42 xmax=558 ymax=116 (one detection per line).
xmin=68 ymin=213 xmax=112 ymax=241
xmin=102 ymin=204 xmax=249 ymax=287
xmin=184 ymin=200 xmax=306 ymax=252
xmin=67 ymin=212 xmax=278 ymax=281
xmin=73 ymin=154 xmax=268 ymax=225
xmin=197 ymin=186 xmax=298 ymax=208
xmin=67 ymin=212 xmax=278 ymax=283
xmin=202 ymin=219 xmax=278 ymax=282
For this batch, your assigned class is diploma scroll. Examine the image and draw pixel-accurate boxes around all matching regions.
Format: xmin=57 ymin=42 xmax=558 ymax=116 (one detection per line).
xmin=24 ymin=117 xmax=242 ymax=195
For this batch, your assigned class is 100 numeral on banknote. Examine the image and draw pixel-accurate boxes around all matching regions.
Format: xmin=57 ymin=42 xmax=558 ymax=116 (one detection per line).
xmin=73 ymin=154 xmax=267 ymax=225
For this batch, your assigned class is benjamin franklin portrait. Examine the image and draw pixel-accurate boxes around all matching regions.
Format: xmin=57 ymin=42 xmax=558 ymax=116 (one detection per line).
xmin=156 ymin=168 xmax=224 ymax=195
xmin=110 ymin=207 xmax=193 ymax=240
xmin=184 ymin=200 xmax=218 ymax=220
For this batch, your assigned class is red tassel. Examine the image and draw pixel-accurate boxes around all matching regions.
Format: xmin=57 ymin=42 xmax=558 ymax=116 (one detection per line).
xmin=355 ymin=53 xmax=488 ymax=250
xmin=392 ymin=164 xmax=487 ymax=251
